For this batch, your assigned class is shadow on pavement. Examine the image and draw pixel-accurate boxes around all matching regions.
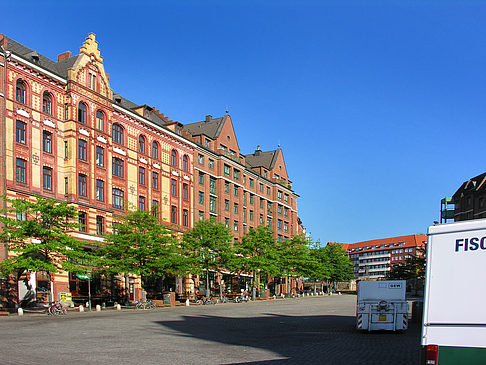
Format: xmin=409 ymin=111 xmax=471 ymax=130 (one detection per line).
xmin=154 ymin=313 xmax=421 ymax=365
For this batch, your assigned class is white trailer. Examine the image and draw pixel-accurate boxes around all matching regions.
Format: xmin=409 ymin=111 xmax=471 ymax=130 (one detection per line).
xmin=356 ymin=280 xmax=408 ymax=331
xmin=422 ymin=220 xmax=486 ymax=364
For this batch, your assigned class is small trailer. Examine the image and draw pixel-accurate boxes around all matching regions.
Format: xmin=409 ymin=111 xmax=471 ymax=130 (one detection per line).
xmin=356 ymin=280 xmax=408 ymax=331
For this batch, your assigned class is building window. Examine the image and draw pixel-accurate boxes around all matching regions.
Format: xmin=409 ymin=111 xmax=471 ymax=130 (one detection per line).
xmin=112 ymin=157 xmax=123 ymax=178
xmin=139 ymin=196 xmax=146 ymax=211
xmin=208 ymin=159 xmax=214 ymax=169
xmin=96 ymin=179 xmax=104 ymax=201
xmin=152 ymin=141 xmax=159 ymax=159
xmin=278 ymin=205 xmax=283 ymax=215
xmin=284 ymin=207 xmax=289 ymax=218
xmin=171 ymin=179 xmax=177 ymax=196
xmin=183 ymin=155 xmax=189 ymax=171
xmin=171 ymin=205 xmax=177 ymax=224
xmin=199 ymin=211 xmax=204 ymax=221
xmin=249 ymin=210 xmax=254 ymax=221
xmin=199 ymin=191 xmax=204 ymax=204
xmin=152 ymin=200 xmax=159 ymax=217
xmin=138 ymin=135 xmax=146 ymax=154
xmin=95 ymin=110 xmax=104 ymax=131
xmin=16 ymin=121 xmax=26 ymax=144
xmin=96 ymin=146 xmax=104 ymax=167
xmin=139 ymin=166 xmax=146 ymax=185
xmin=171 ymin=150 xmax=178 ymax=168
xmin=225 ymin=218 xmax=229 ymax=228
xmin=250 ymin=194 xmax=254 ymax=205
xmin=278 ymin=220 xmax=282 ymax=231
xmin=183 ymin=209 xmax=188 ymax=227
xmin=198 ymin=154 xmax=204 ymax=165
xmin=205 ymin=139 xmax=211 ymax=149
xmin=78 ymin=102 xmax=87 ymax=124
xmin=152 ymin=172 xmax=159 ymax=190
xmin=234 ymin=186 xmax=238 ymax=197
xmin=79 ymin=212 xmax=87 ymax=232
xmin=225 ymin=200 xmax=229 ymax=211
xmin=234 ymin=169 xmax=240 ymax=181
xmin=224 ymin=164 xmax=230 ymax=177
xmin=42 ymin=131 xmax=52 ymax=153
xmin=260 ymin=199 xmax=264 ymax=209
xmin=263 ymin=170 xmax=267 ymax=178
xmin=112 ymin=188 xmax=124 ymax=209
xmin=16 ymin=158 xmax=26 ymax=183
xmin=112 ymin=124 xmax=124 ymax=144
xmin=182 ymin=183 xmax=188 ymax=200
xmin=209 ymin=177 xmax=216 ymax=195
xmin=43 ymin=167 xmax=52 ymax=190
xmin=209 ymin=196 xmax=217 ymax=214
xmin=78 ymin=174 xmax=87 ymax=197
xmin=234 ymin=221 xmax=238 ymax=232
xmin=284 ymin=194 xmax=288 ymax=203
xmin=249 ymin=178 xmax=254 ymax=188
xmin=260 ymin=214 xmax=264 ymax=224
xmin=224 ymin=181 xmax=229 ymax=194
xmin=267 ymin=187 xmax=270 ymax=195
xmin=278 ymin=191 xmax=282 ymax=200
xmin=16 ymin=80 xmax=26 ymax=104
xmin=234 ymin=203 xmax=239 ymax=214
xmin=259 ymin=183 xmax=263 ymax=192
xmin=96 ymin=215 xmax=104 ymax=235
xmin=42 ymin=92 xmax=52 ymax=114
xmin=88 ymin=72 xmax=97 ymax=90
xmin=78 ymin=140 xmax=87 ymax=161
xmin=16 ymin=210 xmax=26 ymax=221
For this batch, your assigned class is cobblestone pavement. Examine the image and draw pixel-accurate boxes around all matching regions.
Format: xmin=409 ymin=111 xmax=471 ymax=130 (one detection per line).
xmin=0 ymin=295 xmax=421 ymax=365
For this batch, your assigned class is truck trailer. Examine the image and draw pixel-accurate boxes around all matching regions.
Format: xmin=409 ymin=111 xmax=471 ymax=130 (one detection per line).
xmin=422 ymin=219 xmax=486 ymax=364
xmin=356 ymin=280 xmax=409 ymax=331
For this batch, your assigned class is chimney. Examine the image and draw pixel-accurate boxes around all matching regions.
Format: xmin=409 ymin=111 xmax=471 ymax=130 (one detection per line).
xmin=205 ymin=115 xmax=212 ymax=122
xmin=255 ymin=145 xmax=261 ymax=156
xmin=58 ymin=51 xmax=72 ymax=62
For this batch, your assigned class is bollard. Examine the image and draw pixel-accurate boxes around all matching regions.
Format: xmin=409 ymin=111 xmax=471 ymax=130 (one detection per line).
xmin=86 ymin=302 xmax=89 ymax=308
xmin=17 ymin=308 xmax=23 ymax=316
xmin=96 ymin=304 xmax=101 ymax=312
xmin=79 ymin=305 xmax=84 ymax=312
xmin=185 ymin=299 xmax=190 ymax=307
xmin=115 ymin=304 xmax=121 ymax=311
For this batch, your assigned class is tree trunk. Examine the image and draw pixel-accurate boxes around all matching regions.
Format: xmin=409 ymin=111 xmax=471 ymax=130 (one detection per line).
xmin=124 ymin=274 xmax=129 ymax=306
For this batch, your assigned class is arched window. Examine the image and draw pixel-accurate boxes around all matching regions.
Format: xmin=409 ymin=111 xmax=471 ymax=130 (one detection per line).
xmin=112 ymin=123 xmax=124 ymax=144
xmin=96 ymin=110 xmax=104 ymax=131
xmin=78 ymin=102 xmax=87 ymax=124
xmin=138 ymin=135 xmax=146 ymax=154
xmin=16 ymin=80 xmax=26 ymax=104
xmin=170 ymin=149 xmax=178 ymax=168
xmin=182 ymin=155 xmax=189 ymax=172
xmin=152 ymin=141 xmax=159 ymax=160
xmin=42 ymin=92 xmax=52 ymax=114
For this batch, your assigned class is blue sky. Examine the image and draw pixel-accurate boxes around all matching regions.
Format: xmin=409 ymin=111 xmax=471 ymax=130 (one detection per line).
xmin=3 ymin=0 xmax=486 ymax=244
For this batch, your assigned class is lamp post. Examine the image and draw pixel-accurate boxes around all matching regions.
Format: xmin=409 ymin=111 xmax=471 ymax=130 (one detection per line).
xmin=87 ymin=270 xmax=92 ymax=311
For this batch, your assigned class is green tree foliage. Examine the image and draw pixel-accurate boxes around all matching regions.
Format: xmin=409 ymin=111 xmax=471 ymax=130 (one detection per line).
xmin=100 ymin=209 xmax=188 ymax=289
xmin=181 ymin=220 xmax=233 ymax=295
xmin=0 ymin=196 xmax=94 ymax=301
xmin=279 ymin=235 xmax=318 ymax=278
xmin=386 ymin=247 xmax=426 ymax=281
xmin=320 ymin=243 xmax=354 ymax=284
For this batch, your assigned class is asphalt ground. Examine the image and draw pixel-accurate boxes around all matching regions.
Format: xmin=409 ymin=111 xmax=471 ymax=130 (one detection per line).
xmin=0 ymin=294 xmax=421 ymax=365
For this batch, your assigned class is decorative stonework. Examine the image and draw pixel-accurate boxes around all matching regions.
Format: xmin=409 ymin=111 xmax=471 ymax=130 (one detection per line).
xmin=79 ymin=128 xmax=90 ymax=137
xmin=140 ymin=157 xmax=147 ymax=164
xmin=17 ymin=108 xmax=30 ymax=118
xmin=97 ymin=135 xmax=107 ymax=143
xmin=153 ymin=163 xmax=161 ymax=169
xmin=113 ymin=146 xmax=126 ymax=156
xmin=43 ymin=119 xmax=56 ymax=128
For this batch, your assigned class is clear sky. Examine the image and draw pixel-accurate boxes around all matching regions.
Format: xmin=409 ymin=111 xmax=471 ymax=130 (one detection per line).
xmin=2 ymin=0 xmax=486 ymax=244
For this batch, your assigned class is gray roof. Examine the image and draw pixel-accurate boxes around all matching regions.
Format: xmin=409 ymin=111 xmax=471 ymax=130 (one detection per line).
xmin=245 ymin=149 xmax=281 ymax=170
xmin=185 ymin=116 xmax=226 ymax=139
xmin=4 ymin=36 xmax=79 ymax=78
xmin=453 ymin=172 xmax=486 ymax=199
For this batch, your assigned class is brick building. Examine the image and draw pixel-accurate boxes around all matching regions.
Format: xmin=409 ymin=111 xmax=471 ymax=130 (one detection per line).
xmin=341 ymin=234 xmax=427 ymax=280
xmin=0 ymin=34 xmax=301 ymax=306
xmin=451 ymin=172 xmax=486 ymax=221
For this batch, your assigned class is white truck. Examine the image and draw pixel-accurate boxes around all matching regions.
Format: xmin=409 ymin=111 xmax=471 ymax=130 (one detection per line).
xmin=356 ymin=280 xmax=409 ymax=331
xmin=422 ymin=220 xmax=486 ymax=364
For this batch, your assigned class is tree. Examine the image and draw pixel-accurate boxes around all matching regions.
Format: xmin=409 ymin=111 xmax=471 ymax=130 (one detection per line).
xmin=181 ymin=220 xmax=233 ymax=297
xmin=234 ymin=225 xmax=281 ymax=299
xmin=100 ymin=209 xmax=188 ymax=304
xmin=386 ymin=246 xmax=426 ymax=294
xmin=321 ymin=243 xmax=354 ymax=292
xmin=0 ymin=195 xmax=93 ymax=304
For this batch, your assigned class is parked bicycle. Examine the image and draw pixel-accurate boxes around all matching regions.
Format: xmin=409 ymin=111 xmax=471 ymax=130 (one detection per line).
xmin=135 ymin=300 xmax=156 ymax=310
xmin=47 ymin=302 xmax=67 ymax=316
xmin=196 ymin=296 xmax=216 ymax=305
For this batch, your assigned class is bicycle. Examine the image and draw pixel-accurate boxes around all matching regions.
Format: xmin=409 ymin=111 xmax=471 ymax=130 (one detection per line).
xmin=135 ymin=300 xmax=156 ymax=310
xmin=47 ymin=302 xmax=67 ymax=316
xmin=196 ymin=296 xmax=216 ymax=305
